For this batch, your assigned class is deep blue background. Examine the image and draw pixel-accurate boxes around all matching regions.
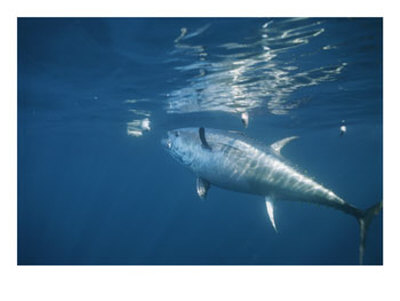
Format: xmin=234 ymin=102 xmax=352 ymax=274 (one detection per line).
xmin=18 ymin=18 xmax=382 ymax=265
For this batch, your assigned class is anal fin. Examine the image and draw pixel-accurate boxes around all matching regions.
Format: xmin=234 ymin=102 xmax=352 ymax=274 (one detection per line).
xmin=265 ymin=196 xmax=278 ymax=233
xmin=196 ymin=177 xmax=210 ymax=199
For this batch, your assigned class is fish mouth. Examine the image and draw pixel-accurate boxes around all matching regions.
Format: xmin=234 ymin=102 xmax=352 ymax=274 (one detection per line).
xmin=161 ymin=137 xmax=172 ymax=150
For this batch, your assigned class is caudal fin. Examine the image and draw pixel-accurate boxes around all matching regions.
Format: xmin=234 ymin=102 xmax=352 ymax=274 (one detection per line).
xmin=357 ymin=201 xmax=382 ymax=265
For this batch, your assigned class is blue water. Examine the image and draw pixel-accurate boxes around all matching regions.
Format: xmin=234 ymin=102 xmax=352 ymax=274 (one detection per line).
xmin=18 ymin=18 xmax=382 ymax=265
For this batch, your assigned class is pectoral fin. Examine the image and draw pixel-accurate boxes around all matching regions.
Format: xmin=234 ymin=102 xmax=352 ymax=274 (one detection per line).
xmin=196 ymin=177 xmax=210 ymax=199
xmin=265 ymin=197 xmax=278 ymax=233
xmin=199 ymin=127 xmax=212 ymax=150
xmin=271 ymin=136 xmax=298 ymax=155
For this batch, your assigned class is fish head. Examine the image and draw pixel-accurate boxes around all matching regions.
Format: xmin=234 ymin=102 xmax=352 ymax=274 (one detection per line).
xmin=161 ymin=128 xmax=201 ymax=166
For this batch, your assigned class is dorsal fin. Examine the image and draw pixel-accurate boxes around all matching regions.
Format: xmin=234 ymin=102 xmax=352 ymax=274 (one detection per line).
xmin=199 ymin=127 xmax=212 ymax=150
xmin=271 ymin=136 xmax=298 ymax=154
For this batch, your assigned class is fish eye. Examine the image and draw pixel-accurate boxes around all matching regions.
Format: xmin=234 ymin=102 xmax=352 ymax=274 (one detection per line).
xmin=174 ymin=131 xmax=179 ymax=137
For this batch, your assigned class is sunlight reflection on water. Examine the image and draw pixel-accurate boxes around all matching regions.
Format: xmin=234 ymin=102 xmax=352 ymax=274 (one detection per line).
xmin=126 ymin=18 xmax=347 ymax=137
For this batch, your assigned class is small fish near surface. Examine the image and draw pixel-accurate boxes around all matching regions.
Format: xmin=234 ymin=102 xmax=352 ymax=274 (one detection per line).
xmin=161 ymin=127 xmax=382 ymax=264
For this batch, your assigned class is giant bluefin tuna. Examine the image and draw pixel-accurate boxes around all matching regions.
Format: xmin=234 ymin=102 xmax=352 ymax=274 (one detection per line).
xmin=161 ymin=127 xmax=382 ymax=264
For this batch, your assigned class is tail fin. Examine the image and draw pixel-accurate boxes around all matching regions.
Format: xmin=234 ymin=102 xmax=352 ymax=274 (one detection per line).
xmin=357 ymin=201 xmax=382 ymax=264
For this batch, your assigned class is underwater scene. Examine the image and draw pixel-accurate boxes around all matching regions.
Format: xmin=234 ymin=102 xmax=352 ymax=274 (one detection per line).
xmin=18 ymin=18 xmax=382 ymax=265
